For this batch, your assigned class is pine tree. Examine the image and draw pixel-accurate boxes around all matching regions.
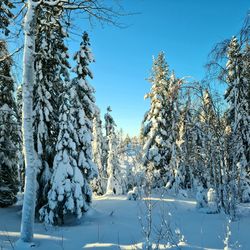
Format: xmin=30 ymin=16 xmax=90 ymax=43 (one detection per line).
xmin=175 ymin=95 xmax=194 ymax=190
xmin=34 ymin=5 xmax=70 ymax=212
xmin=0 ymin=40 xmax=19 ymax=207
xmin=71 ymin=31 xmax=98 ymax=199
xmin=106 ymin=131 xmax=123 ymax=195
xmin=0 ymin=0 xmax=14 ymax=36
xmin=166 ymin=72 xmax=181 ymax=190
xmin=142 ymin=52 xmax=181 ymax=188
xmin=103 ymin=106 xmax=116 ymax=173
xmin=92 ymin=108 xmax=106 ymax=195
xmin=40 ymin=92 xmax=88 ymax=224
xmin=199 ymin=89 xmax=218 ymax=188
xmin=225 ymin=36 xmax=250 ymax=218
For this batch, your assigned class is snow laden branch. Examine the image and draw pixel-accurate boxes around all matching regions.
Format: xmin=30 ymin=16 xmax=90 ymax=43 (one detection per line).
xmin=0 ymin=46 xmax=23 ymax=63
xmin=41 ymin=0 xmax=125 ymax=26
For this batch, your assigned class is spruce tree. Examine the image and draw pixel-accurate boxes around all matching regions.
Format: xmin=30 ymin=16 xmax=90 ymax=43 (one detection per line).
xmin=175 ymin=95 xmax=194 ymax=190
xmin=40 ymin=92 xmax=88 ymax=224
xmin=199 ymin=89 xmax=218 ymax=188
xmin=166 ymin=72 xmax=181 ymax=190
xmin=92 ymin=108 xmax=106 ymax=195
xmin=225 ymin=37 xmax=250 ymax=211
xmin=104 ymin=106 xmax=117 ymax=138
xmin=142 ymin=52 xmax=180 ymax=188
xmin=106 ymin=130 xmax=123 ymax=195
xmin=71 ymin=31 xmax=98 ymax=186
xmin=103 ymin=106 xmax=116 ymax=173
xmin=0 ymin=40 xmax=19 ymax=207
xmin=34 ymin=5 xmax=70 ymax=212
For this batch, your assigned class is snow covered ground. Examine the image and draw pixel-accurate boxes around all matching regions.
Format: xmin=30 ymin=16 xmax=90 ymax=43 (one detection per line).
xmin=0 ymin=193 xmax=250 ymax=250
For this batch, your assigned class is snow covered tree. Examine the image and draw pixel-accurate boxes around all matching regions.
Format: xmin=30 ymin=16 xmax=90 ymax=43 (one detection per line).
xmin=92 ymin=108 xmax=106 ymax=195
xmin=103 ymin=106 xmax=116 ymax=173
xmin=18 ymin=0 xmax=123 ymax=243
xmin=175 ymin=95 xmax=194 ymax=190
xmin=71 ymin=30 xmax=98 ymax=188
xmin=166 ymin=72 xmax=182 ymax=191
xmin=104 ymin=106 xmax=116 ymax=137
xmin=142 ymin=52 xmax=181 ymax=188
xmin=199 ymin=89 xmax=219 ymax=189
xmin=40 ymin=92 xmax=90 ymax=224
xmin=0 ymin=0 xmax=14 ymax=36
xmin=41 ymin=31 xmax=98 ymax=224
xmin=34 ymin=5 xmax=70 ymax=212
xmin=0 ymin=40 xmax=19 ymax=207
xmin=106 ymin=131 xmax=124 ymax=195
xmin=225 ymin=37 xmax=250 ymax=216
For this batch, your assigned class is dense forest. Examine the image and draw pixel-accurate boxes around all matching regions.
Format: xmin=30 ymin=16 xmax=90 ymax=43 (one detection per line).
xmin=0 ymin=1 xmax=249 ymax=249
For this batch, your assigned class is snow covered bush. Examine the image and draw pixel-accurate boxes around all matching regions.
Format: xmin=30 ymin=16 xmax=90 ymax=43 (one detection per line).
xmin=127 ymin=187 xmax=139 ymax=201
xmin=196 ymin=185 xmax=207 ymax=209
xmin=207 ymin=188 xmax=218 ymax=213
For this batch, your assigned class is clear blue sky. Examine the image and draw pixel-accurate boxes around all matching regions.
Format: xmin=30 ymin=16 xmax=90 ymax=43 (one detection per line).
xmin=69 ymin=0 xmax=248 ymax=136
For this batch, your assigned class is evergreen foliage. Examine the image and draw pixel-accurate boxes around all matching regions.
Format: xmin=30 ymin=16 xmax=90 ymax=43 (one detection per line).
xmin=0 ymin=40 xmax=19 ymax=207
xmin=34 ymin=5 xmax=71 ymax=212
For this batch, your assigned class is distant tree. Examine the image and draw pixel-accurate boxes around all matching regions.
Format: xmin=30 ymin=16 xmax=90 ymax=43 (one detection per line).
xmin=175 ymin=95 xmax=194 ymax=190
xmin=0 ymin=40 xmax=19 ymax=207
xmin=92 ymin=108 xmax=106 ymax=195
xmin=106 ymin=131 xmax=124 ymax=195
xmin=103 ymin=106 xmax=116 ymax=174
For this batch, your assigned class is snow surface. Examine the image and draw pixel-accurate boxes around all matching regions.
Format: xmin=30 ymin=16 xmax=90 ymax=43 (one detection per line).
xmin=0 ymin=194 xmax=250 ymax=249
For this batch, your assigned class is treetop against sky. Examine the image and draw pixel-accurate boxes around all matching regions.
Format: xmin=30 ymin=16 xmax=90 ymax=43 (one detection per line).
xmin=11 ymin=0 xmax=250 ymax=136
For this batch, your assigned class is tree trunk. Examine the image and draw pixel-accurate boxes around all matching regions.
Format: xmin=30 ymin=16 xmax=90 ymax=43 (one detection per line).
xmin=20 ymin=0 xmax=37 ymax=243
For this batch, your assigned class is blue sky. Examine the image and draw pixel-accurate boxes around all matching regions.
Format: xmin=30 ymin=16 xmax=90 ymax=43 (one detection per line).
xmin=68 ymin=1 xmax=248 ymax=136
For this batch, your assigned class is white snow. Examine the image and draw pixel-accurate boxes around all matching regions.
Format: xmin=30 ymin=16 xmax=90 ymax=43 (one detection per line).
xmin=1 ymin=193 xmax=250 ymax=249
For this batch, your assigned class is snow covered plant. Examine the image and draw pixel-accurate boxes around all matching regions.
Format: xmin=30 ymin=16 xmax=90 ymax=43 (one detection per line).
xmin=207 ymin=188 xmax=219 ymax=213
xmin=195 ymin=185 xmax=208 ymax=210
xmin=223 ymin=218 xmax=241 ymax=250
xmin=105 ymin=109 xmax=124 ymax=195
xmin=40 ymin=92 xmax=94 ymax=225
xmin=106 ymin=132 xmax=124 ymax=195
xmin=0 ymin=40 xmax=19 ymax=207
xmin=127 ymin=187 xmax=139 ymax=201
xmin=138 ymin=170 xmax=184 ymax=250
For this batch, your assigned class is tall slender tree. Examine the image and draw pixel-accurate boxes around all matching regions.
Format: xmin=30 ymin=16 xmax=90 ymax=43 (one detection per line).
xmin=103 ymin=106 xmax=116 ymax=173
xmin=92 ymin=108 xmax=106 ymax=195
xmin=0 ymin=40 xmax=19 ymax=207
xmin=225 ymin=37 xmax=250 ymax=215
xmin=106 ymin=123 xmax=123 ymax=195
xmin=71 ymin=30 xmax=98 ymax=188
